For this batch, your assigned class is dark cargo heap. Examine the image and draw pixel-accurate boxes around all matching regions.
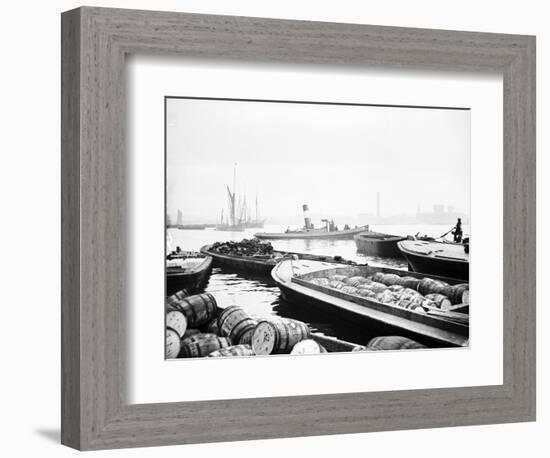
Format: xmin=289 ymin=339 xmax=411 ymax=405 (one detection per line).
xmin=210 ymin=238 xmax=275 ymax=257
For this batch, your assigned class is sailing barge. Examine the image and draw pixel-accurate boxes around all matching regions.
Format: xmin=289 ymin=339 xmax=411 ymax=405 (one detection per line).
xmin=216 ymin=165 xmax=265 ymax=231
xmin=272 ymin=260 xmax=469 ymax=347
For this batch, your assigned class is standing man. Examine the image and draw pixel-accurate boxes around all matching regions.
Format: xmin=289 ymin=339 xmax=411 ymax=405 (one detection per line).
xmin=452 ymin=218 xmax=463 ymax=243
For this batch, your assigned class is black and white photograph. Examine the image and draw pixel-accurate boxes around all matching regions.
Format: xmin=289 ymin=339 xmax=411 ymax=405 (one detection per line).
xmin=165 ymin=97 xmax=470 ymax=359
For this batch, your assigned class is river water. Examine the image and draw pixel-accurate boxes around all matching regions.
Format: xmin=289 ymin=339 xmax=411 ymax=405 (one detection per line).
xmin=167 ymin=224 xmax=467 ymax=346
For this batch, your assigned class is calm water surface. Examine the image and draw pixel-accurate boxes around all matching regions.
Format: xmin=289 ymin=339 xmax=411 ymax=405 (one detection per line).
xmin=168 ymin=224 xmax=468 ymax=345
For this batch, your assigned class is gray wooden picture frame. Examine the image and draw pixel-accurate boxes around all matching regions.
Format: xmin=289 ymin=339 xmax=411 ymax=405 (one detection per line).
xmin=61 ymin=6 xmax=536 ymax=451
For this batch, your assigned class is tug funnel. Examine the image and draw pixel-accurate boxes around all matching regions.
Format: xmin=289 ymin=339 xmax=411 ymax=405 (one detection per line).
xmin=302 ymin=204 xmax=312 ymax=229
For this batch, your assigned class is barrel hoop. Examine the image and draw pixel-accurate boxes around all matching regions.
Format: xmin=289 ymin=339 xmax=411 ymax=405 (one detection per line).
xmin=205 ymin=293 xmax=217 ymax=315
xmin=193 ymin=294 xmax=208 ymax=323
xmin=230 ymin=316 xmax=254 ymax=341
xmin=219 ymin=306 xmax=239 ymax=327
xmin=279 ymin=321 xmax=289 ymax=353
xmin=166 ymin=325 xmax=180 ymax=336
xmin=267 ymin=321 xmax=279 ymax=354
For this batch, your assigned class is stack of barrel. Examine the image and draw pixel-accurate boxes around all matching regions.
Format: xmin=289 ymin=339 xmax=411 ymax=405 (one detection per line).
xmin=165 ymin=290 xmax=331 ymax=358
xmin=370 ymin=272 xmax=469 ymax=307
xmin=310 ymin=271 xmax=468 ymax=314
xmin=165 ymin=290 xmax=427 ymax=358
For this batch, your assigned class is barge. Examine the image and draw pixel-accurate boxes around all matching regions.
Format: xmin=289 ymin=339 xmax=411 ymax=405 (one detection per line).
xmin=271 ymin=260 xmax=469 ymax=347
xmin=166 ymin=254 xmax=213 ymax=296
xmin=398 ymin=239 xmax=469 ymax=281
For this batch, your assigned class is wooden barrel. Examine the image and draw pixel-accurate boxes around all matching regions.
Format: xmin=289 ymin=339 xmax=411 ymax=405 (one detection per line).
xmin=290 ymin=339 xmax=326 ymax=355
xmin=218 ymin=306 xmax=257 ymax=345
xmin=357 ymin=288 xmax=376 ymax=298
xmin=448 ymin=284 xmax=469 ymax=304
xmin=389 ymin=285 xmax=404 ymax=293
xmin=181 ymin=332 xmax=217 ymax=345
xmin=166 ymin=288 xmax=189 ymax=304
xmin=166 ymin=328 xmax=181 ymax=359
xmin=367 ymin=336 xmax=426 ymax=351
xmin=400 ymin=276 xmax=420 ymax=290
xmin=344 ymin=276 xmax=369 ymax=287
xmin=181 ymin=328 xmax=201 ymax=340
xmin=310 ymin=277 xmax=329 ymax=286
xmin=166 ymin=310 xmax=187 ymax=338
xmin=251 ymin=318 xmax=310 ymax=355
xmin=368 ymin=282 xmax=387 ymax=293
xmin=168 ymin=293 xmax=218 ymax=328
xmin=425 ymin=293 xmax=452 ymax=309
xmin=328 ymin=280 xmax=345 ymax=289
xmin=341 ymin=286 xmax=358 ymax=295
xmin=179 ymin=334 xmax=231 ymax=358
xmin=379 ymin=273 xmax=402 ymax=286
xmin=201 ymin=318 xmax=220 ymax=335
xmin=417 ymin=278 xmax=452 ymax=297
xmin=208 ymin=344 xmax=255 ymax=357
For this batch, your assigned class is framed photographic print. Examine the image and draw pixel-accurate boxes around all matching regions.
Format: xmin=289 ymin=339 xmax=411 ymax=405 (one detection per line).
xmin=61 ymin=6 xmax=536 ymax=450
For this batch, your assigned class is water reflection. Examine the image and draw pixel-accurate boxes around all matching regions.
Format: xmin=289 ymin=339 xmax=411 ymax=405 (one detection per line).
xmin=204 ymin=267 xmax=379 ymax=345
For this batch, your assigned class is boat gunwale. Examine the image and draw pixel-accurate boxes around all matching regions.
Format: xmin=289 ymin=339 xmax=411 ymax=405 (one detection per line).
xmin=200 ymin=244 xmax=278 ymax=268
xmin=354 ymin=231 xmax=406 ymax=242
xmin=200 ymin=244 xmax=360 ymax=269
xmin=166 ymin=255 xmax=213 ymax=278
xmin=397 ymin=240 xmax=469 ymax=264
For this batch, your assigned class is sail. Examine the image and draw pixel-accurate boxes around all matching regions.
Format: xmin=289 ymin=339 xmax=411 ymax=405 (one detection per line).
xmin=226 ymin=186 xmax=235 ymax=226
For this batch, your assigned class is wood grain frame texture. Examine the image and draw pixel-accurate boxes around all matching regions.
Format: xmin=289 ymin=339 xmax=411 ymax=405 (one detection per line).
xmin=61 ymin=6 xmax=536 ymax=451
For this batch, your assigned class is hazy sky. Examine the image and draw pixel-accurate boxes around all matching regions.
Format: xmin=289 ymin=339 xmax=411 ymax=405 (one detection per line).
xmin=166 ymin=98 xmax=470 ymax=223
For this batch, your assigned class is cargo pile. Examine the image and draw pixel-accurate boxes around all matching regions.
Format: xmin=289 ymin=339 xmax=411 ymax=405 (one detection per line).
xmin=165 ymin=290 xmax=341 ymax=358
xmin=308 ymin=271 xmax=469 ymax=314
xmin=210 ymin=238 xmax=275 ymax=257
xmin=366 ymin=336 xmax=426 ymax=350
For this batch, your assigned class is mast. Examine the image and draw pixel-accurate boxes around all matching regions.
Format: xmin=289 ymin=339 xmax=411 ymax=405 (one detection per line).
xmin=232 ymin=163 xmax=237 ymax=226
xmin=255 ymin=194 xmax=259 ymax=221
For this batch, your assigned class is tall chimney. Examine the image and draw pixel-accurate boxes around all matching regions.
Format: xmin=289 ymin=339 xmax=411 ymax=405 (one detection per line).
xmin=302 ymin=204 xmax=312 ymax=230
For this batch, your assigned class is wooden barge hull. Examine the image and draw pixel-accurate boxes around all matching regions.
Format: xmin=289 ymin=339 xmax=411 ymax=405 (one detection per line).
xmin=200 ymin=244 xmax=358 ymax=277
xmin=201 ymin=246 xmax=275 ymax=276
xmin=398 ymin=240 xmax=469 ymax=281
xmin=254 ymin=225 xmax=369 ymax=240
xmin=166 ymin=256 xmax=213 ymax=296
xmin=271 ymin=261 xmax=468 ymax=348
xmin=354 ymin=232 xmax=406 ymax=258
